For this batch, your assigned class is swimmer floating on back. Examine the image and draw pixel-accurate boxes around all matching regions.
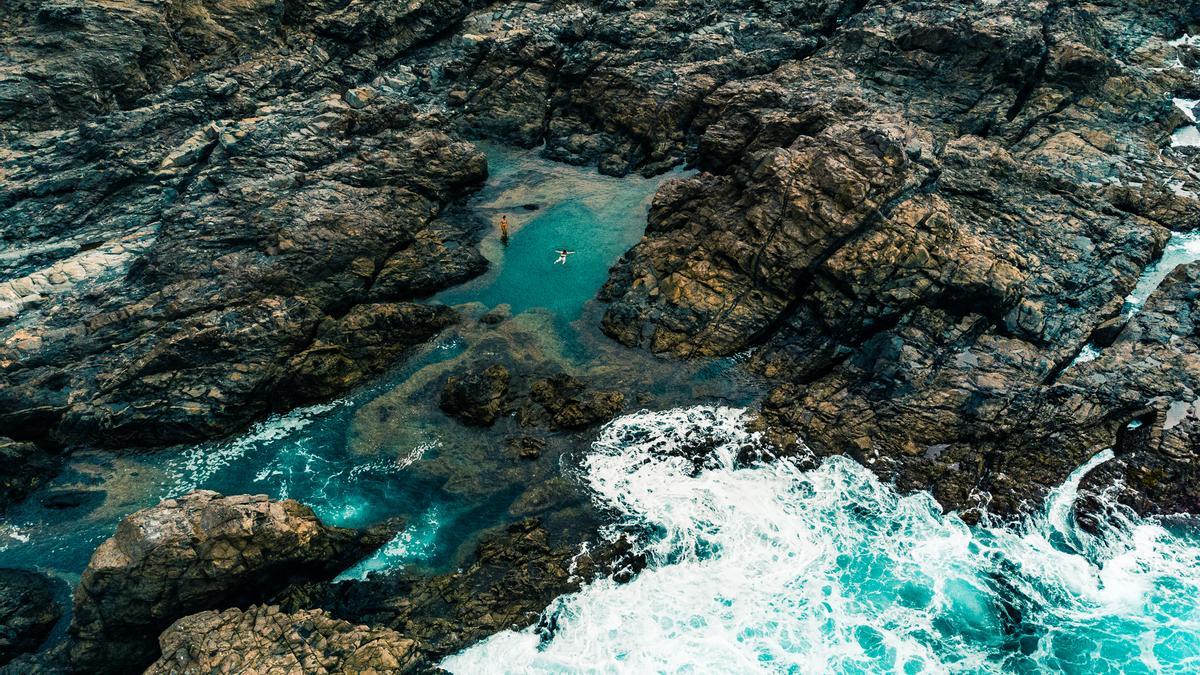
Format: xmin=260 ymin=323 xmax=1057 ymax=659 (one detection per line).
xmin=554 ymin=249 xmax=576 ymax=265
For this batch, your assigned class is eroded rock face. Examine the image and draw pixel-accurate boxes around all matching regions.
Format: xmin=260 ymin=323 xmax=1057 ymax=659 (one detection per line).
xmin=595 ymin=1 xmax=1200 ymax=517
xmin=0 ymin=569 xmax=62 ymax=667
xmin=147 ymin=605 xmax=425 ymax=675
xmin=1068 ymin=262 xmax=1200 ymax=515
xmin=68 ymin=490 xmax=396 ymax=673
xmin=1 ymin=0 xmax=498 ymax=462
xmin=438 ymin=361 xmax=627 ymax=430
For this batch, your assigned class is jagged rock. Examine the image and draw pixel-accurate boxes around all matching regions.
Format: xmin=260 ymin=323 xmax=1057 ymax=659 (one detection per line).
xmin=278 ymin=518 xmax=645 ymax=661
xmin=522 ymin=374 xmax=626 ymax=430
xmin=1068 ymin=262 xmax=1200 ymax=515
xmin=0 ymin=569 xmax=62 ymax=667
xmin=439 ymin=363 xmax=510 ymax=426
xmin=0 ymin=437 xmax=57 ymax=512
xmin=1 ymin=91 xmax=486 ymax=450
xmin=594 ymin=1 xmax=1200 ymax=517
xmin=279 ymin=302 xmax=458 ymax=403
xmin=147 ymin=605 xmax=424 ymax=674
xmin=68 ymin=490 xmax=397 ymax=673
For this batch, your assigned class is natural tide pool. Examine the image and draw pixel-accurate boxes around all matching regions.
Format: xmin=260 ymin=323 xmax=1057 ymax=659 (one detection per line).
xmin=0 ymin=143 xmax=760 ymax=624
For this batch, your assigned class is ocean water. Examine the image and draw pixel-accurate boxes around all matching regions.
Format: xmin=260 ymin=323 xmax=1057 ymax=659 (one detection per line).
xmin=1124 ymin=231 xmax=1200 ymax=313
xmin=443 ymin=407 xmax=1200 ymax=674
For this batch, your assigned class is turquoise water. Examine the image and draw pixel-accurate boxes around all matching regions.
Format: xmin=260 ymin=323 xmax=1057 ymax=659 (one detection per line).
xmin=445 ymin=407 xmax=1200 ymax=674
xmin=435 ymin=142 xmax=675 ymax=324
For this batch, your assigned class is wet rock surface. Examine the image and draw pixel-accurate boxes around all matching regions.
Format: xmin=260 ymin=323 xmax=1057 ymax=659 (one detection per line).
xmin=439 ymin=360 xmax=627 ymax=430
xmin=4 ymin=0 xmax=1200 ymax=667
xmin=278 ymin=517 xmax=644 ymax=663
xmin=439 ymin=363 xmax=511 ymax=426
xmin=0 ymin=438 xmax=57 ymax=512
xmin=0 ymin=569 xmax=62 ymax=667
xmin=147 ymin=605 xmax=425 ymax=674
xmin=67 ymin=490 xmax=397 ymax=673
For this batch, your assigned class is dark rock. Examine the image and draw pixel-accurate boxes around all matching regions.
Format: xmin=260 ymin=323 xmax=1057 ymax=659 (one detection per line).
xmin=592 ymin=1 xmax=1200 ymax=517
xmin=523 ymin=374 xmax=626 ymax=430
xmin=479 ymin=305 xmax=511 ymax=325
xmin=439 ymin=363 xmax=510 ymax=426
xmin=0 ymin=438 xmax=57 ymax=512
xmin=147 ymin=605 xmax=425 ymax=674
xmin=506 ymin=436 xmax=546 ymax=460
xmin=278 ymin=302 xmax=457 ymax=404
xmin=68 ymin=490 xmax=398 ymax=673
xmin=39 ymin=488 xmax=104 ymax=513
xmin=0 ymin=569 xmax=62 ymax=667
xmin=277 ymin=518 xmax=645 ymax=662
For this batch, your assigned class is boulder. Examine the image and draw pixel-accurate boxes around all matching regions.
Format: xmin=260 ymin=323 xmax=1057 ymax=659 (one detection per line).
xmin=523 ymin=374 xmax=626 ymax=430
xmin=279 ymin=518 xmax=645 ymax=661
xmin=0 ymin=569 xmax=62 ymax=667
xmin=68 ymin=491 xmax=397 ymax=673
xmin=439 ymin=364 xmax=510 ymax=426
xmin=147 ymin=605 xmax=424 ymax=674
xmin=0 ymin=438 xmax=57 ymax=512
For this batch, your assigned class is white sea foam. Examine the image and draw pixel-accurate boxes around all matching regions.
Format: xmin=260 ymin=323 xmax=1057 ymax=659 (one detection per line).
xmin=442 ymin=406 xmax=1200 ymax=674
xmin=1124 ymin=231 xmax=1200 ymax=313
xmin=337 ymin=505 xmax=444 ymax=581
xmin=164 ymin=400 xmax=343 ymax=495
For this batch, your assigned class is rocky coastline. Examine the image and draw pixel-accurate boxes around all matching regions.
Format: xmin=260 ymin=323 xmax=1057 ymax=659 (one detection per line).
xmin=3 ymin=0 xmax=1200 ymax=669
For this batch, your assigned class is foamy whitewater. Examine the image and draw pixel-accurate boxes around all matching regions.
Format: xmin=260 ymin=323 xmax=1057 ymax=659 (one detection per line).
xmin=442 ymin=406 xmax=1200 ymax=674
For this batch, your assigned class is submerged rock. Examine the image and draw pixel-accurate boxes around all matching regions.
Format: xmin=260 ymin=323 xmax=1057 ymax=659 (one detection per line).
xmin=68 ymin=491 xmax=397 ymax=673
xmin=439 ymin=363 xmax=511 ymax=426
xmin=147 ymin=605 xmax=425 ymax=674
xmin=522 ymin=374 xmax=626 ymax=430
xmin=0 ymin=569 xmax=62 ymax=667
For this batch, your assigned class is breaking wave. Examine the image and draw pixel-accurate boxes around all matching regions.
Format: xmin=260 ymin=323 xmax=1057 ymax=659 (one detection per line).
xmin=443 ymin=406 xmax=1200 ymax=674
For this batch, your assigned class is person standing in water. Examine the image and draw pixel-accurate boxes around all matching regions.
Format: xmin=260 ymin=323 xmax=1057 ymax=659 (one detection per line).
xmin=499 ymin=215 xmax=509 ymax=244
xmin=554 ymin=249 xmax=576 ymax=265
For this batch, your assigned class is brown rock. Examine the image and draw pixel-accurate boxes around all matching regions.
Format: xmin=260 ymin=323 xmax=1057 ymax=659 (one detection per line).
xmin=68 ymin=490 xmax=397 ymax=673
xmin=147 ymin=605 xmax=424 ymax=674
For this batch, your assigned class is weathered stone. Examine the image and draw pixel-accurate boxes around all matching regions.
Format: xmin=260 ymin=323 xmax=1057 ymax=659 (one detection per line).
xmin=68 ymin=491 xmax=397 ymax=673
xmin=439 ymin=363 xmax=510 ymax=426
xmin=0 ymin=569 xmax=62 ymax=667
xmin=147 ymin=605 xmax=424 ymax=674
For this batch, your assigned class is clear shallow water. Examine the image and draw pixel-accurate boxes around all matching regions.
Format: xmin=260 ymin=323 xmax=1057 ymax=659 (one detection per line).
xmin=444 ymin=407 xmax=1200 ymax=674
xmin=435 ymin=142 xmax=678 ymax=324
xmin=1124 ymin=231 xmax=1200 ymax=313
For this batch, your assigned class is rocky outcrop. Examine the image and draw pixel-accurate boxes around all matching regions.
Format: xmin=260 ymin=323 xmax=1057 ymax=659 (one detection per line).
xmin=439 ymin=362 xmax=626 ymax=430
xmin=1069 ymin=262 xmax=1200 ymax=515
xmin=148 ymin=605 xmax=425 ymax=674
xmin=2 ymin=0 xmax=500 ymax=465
xmin=520 ymin=374 xmax=626 ymax=430
xmin=439 ymin=363 xmax=511 ymax=426
xmin=0 ymin=438 xmax=57 ymax=511
xmin=0 ymin=569 xmax=62 ymax=667
xmin=68 ymin=490 xmax=396 ymax=673
xmin=595 ymin=1 xmax=1200 ymax=517
xmin=279 ymin=517 xmax=644 ymax=662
